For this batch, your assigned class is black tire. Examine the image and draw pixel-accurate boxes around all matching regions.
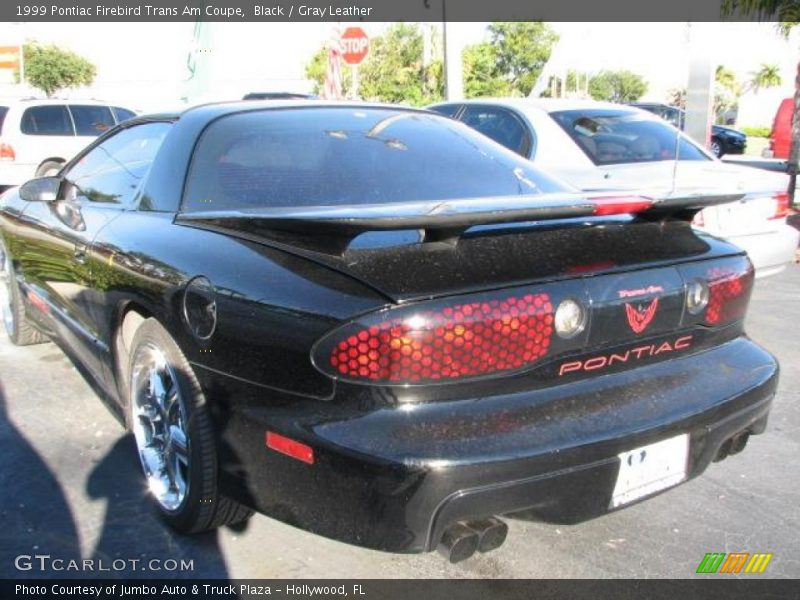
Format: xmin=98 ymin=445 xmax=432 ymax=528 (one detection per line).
xmin=1 ymin=245 xmax=49 ymax=346
xmin=710 ymin=138 xmax=724 ymax=158
xmin=126 ymin=318 xmax=252 ymax=533
xmin=35 ymin=160 xmax=64 ymax=178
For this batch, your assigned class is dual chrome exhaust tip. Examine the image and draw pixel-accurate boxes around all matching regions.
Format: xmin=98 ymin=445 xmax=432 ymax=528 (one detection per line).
xmin=437 ymin=517 xmax=509 ymax=564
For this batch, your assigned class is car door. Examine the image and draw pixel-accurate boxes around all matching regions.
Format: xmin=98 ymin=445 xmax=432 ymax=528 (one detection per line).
xmin=14 ymin=121 xmax=172 ymax=384
xmin=15 ymin=104 xmax=76 ymax=174
xmin=459 ymin=105 xmax=534 ymax=158
xmin=68 ymin=104 xmax=117 ymax=157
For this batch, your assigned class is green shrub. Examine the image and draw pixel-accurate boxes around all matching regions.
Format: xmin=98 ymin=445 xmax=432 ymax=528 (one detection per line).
xmin=740 ymin=126 xmax=771 ymax=138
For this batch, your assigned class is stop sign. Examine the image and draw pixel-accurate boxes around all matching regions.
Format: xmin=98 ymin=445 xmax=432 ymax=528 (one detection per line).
xmin=340 ymin=27 xmax=370 ymax=66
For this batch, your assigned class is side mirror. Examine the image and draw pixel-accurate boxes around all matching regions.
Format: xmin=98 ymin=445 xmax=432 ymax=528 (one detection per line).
xmin=19 ymin=176 xmax=61 ymax=203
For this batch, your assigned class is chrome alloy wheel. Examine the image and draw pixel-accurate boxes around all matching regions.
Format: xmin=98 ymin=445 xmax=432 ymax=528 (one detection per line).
xmin=130 ymin=343 xmax=190 ymax=511
xmin=0 ymin=243 xmax=14 ymax=335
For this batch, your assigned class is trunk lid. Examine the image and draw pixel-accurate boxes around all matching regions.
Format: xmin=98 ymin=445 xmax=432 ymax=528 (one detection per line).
xmin=177 ymin=193 xmax=746 ymax=303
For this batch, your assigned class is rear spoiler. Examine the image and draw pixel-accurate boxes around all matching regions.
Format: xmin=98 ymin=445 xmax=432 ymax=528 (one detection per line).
xmin=175 ymin=191 xmax=745 ymax=255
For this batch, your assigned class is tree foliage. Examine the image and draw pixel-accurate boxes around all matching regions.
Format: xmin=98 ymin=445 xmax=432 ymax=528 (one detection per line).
xmin=587 ymin=70 xmax=648 ymax=103
xmin=358 ymin=24 xmax=443 ymax=105
xmin=721 ymin=0 xmax=799 ymax=27
xmin=23 ymin=43 xmax=96 ymax=97
xmin=749 ymin=63 xmax=783 ymax=91
xmin=462 ymin=43 xmax=512 ymax=98
xmin=484 ymin=22 xmax=558 ymax=97
xmin=305 ymin=24 xmax=442 ymax=106
xmin=712 ymin=65 xmax=742 ymax=122
xmin=716 ymin=65 xmax=741 ymax=95
xmin=305 ymin=22 xmax=558 ymax=104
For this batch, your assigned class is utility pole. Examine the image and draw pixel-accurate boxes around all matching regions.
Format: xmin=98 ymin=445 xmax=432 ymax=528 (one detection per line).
xmin=184 ymin=20 xmax=214 ymax=104
xmin=442 ymin=2 xmax=464 ymax=101
xmin=684 ymin=23 xmax=715 ymax=151
xmin=788 ymin=61 xmax=799 ymax=207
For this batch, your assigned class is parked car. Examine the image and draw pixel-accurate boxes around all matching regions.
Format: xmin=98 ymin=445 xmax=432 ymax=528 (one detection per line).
xmin=764 ymin=97 xmax=793 ymax=160
xmin=0 ymin=98 xmax=137 ymax=189
xmin=628 ymin=102 xmax=747 ymax=158
xmin=0 ymin=102 xmax=778 ymax=563
xmin=429 ymin=99 xmax=797 ymax=278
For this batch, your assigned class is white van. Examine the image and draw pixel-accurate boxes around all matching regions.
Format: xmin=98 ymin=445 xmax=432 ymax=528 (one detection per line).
xmin=0 ymin=98 xmax=136 ymax=188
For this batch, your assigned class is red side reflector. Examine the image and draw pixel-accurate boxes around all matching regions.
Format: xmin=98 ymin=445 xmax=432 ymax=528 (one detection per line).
xmin=265 ymin=432 xmax=314 ymax=465
xmin=590 ymin=196 xmax=653 ymax=216
xmin=0 ymin=143 xmax=15 ymax=161
xmin=26 ymin=290 xmax=50 ymax=314
xmin=770 ymin=192 xmax=790 ymax=220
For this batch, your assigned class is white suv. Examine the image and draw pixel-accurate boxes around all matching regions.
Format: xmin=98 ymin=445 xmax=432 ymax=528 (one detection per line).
xmin=0 ymin=98 xmax=136 ymax=189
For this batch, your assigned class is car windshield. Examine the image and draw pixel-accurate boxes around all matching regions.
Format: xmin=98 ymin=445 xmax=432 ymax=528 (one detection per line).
xmin=183 ymin=107 xmax=568 ymax=212
xmin=550 ymin=109 xmax=709 ymax=166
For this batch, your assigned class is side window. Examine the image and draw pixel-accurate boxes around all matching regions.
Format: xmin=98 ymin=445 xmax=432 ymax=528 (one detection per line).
xmin=69 ymin=105 xmax=116 ymax=136
xmin=112 ymin=106 xmax=137 ymax=123
xmin=460 ymin=106 xmax=531 ymax=157
xmin=20 ymin=105 xmax=74 ymax=136
xmin=64 ymin=122 xmax=171 ymax=207
xmin=429 ymin=104 xmax=462 ymax=119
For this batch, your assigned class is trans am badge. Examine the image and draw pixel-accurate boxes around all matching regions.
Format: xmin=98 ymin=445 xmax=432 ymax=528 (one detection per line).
xmin=624 ymin=297 xmax=659 ymax=334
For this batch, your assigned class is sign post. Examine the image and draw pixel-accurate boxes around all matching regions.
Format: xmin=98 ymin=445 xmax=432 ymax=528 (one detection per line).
xmin=340 ymin=27 xmax=369 ymax=99
xmin=0 ymin=46 xmax=22 ymax=85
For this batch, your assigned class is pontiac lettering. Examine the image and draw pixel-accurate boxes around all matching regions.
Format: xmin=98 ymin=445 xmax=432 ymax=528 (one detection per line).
xmin=559 ymin=335 xmax=693 ymax=376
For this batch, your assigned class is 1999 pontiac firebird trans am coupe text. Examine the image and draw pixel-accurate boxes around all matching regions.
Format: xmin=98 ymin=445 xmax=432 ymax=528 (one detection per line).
xmin=0 ymin=102 xmax=778 ymax=563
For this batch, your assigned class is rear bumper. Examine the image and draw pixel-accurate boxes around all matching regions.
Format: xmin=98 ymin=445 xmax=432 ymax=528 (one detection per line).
xmin=727 ymin=224 xmax=799 ymax=278
xmin=202 ymin=336 xmax=778 ymax=553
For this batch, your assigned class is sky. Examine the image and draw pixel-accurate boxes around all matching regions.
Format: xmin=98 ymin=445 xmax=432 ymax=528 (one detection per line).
xmin=0 ymin=21 xmax=796 ymax=125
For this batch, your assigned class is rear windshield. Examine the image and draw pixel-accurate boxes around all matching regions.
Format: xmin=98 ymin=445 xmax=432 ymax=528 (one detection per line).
xmin=183 ymin=107 xmax=568 ymax=212
xmin=550 ymin=109 xmax=709 ymax=166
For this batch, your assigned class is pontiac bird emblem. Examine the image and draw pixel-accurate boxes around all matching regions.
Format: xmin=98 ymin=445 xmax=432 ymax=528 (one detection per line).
xmin=625 ymin=298 xmax=659 ymax=334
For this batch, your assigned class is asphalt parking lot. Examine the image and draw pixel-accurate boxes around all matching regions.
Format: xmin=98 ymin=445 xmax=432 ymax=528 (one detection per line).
xmin=0 ymin=265 xmax=798 ymax=580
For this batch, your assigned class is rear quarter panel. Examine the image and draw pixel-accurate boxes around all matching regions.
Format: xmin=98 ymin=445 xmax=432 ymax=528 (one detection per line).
xmin=88 ymin=211 xmax=390 ymax=402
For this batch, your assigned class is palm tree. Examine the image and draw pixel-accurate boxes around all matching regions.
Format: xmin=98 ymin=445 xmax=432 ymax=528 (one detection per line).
xmin=716 ymin=65 xmax=739 ymax=94
xmin=722 ymin=0 xmax=798 ymax=203
xmin=715 ymin=66 xmax=741 ymax=123
xmin=749 ymin=63 xmax=782 ymax=92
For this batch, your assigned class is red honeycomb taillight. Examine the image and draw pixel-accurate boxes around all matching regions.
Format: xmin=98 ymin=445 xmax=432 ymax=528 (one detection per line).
xmin=679 ymin=256 xmax=753 ymax=329
xmin=319 ymin=293 xmax=555 ymax=384
xmin=704 ymin=265 xmax=753 ymax=326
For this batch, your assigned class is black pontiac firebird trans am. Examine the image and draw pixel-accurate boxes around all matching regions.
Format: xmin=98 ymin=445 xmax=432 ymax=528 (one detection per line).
xmin=0 ymin=102 xmax=778 ymax=563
